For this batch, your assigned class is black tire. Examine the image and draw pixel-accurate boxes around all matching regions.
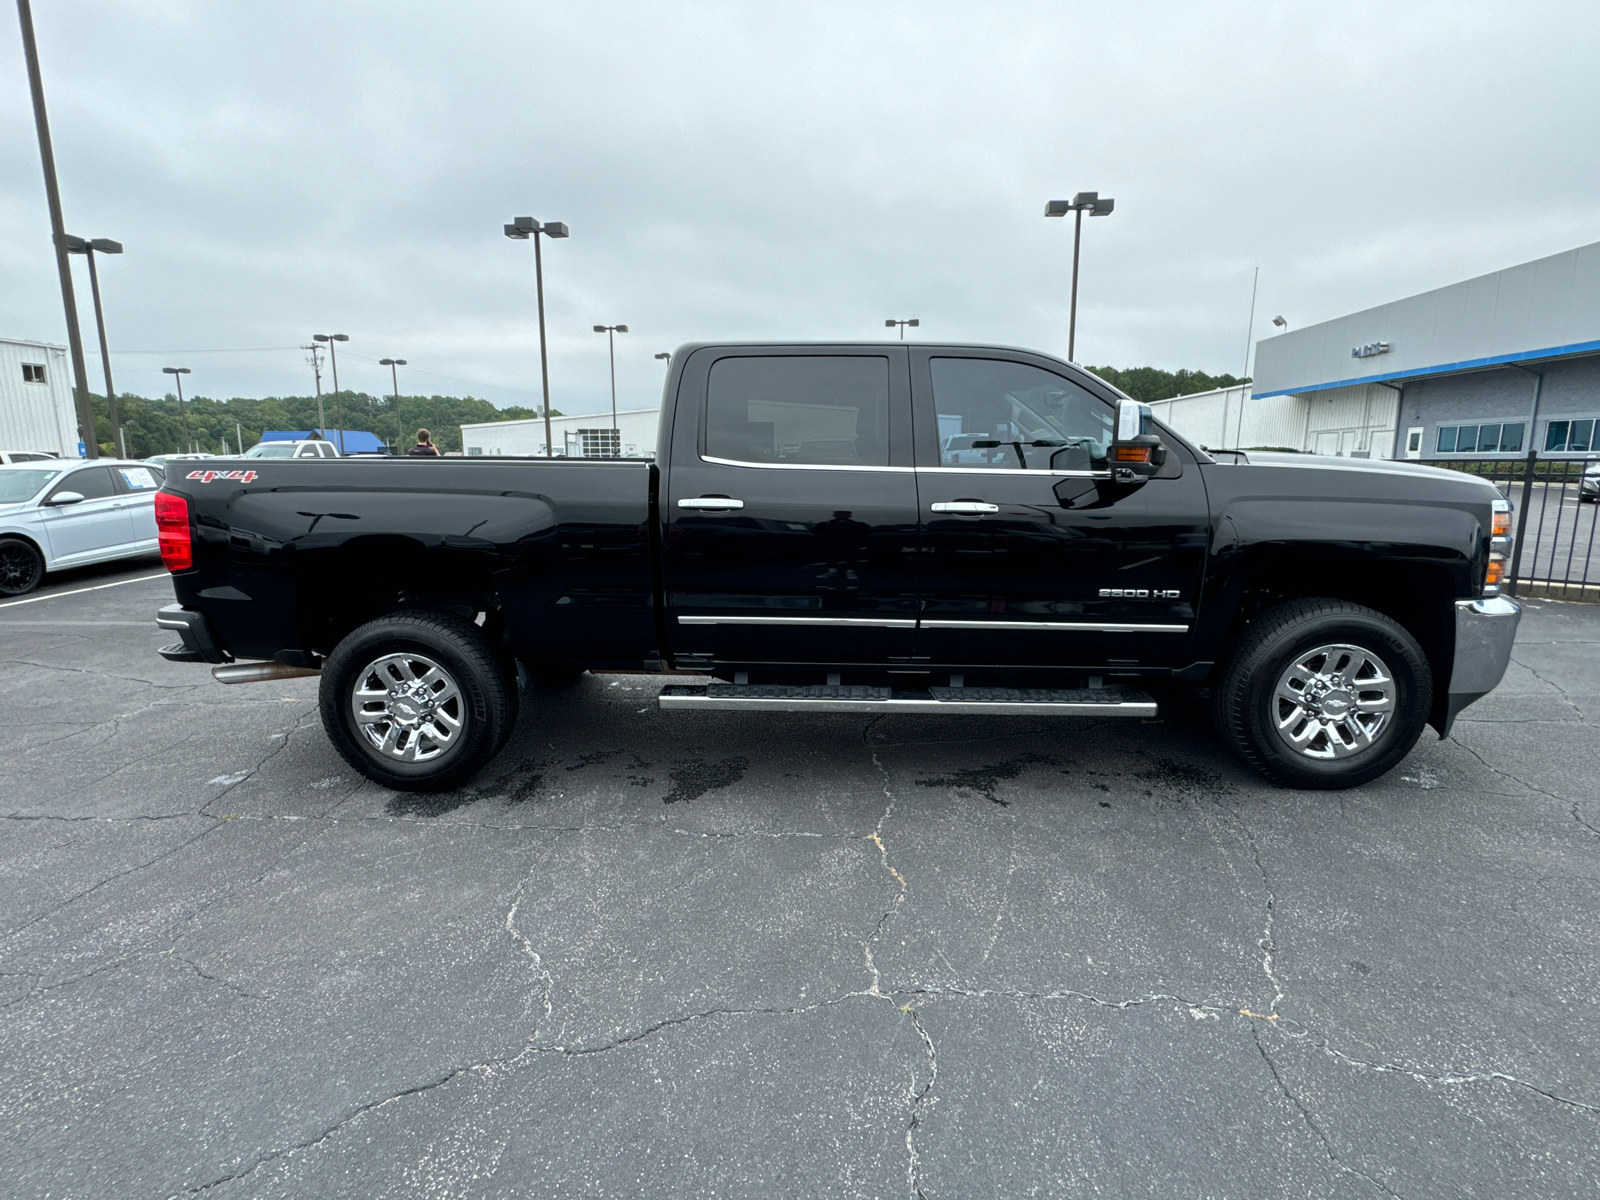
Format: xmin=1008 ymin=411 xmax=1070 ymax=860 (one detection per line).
xmin=0 ymin=538 xmax=44 ymax=597
xmin=319 ymin=612 xmax=517 ymax=792
xmin=1212 ymin=598 xmax=1432 ymax=789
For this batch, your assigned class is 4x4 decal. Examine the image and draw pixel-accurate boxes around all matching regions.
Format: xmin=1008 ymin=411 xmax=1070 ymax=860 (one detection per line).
xmin=185 ymin=469 xmax=258 ymax=484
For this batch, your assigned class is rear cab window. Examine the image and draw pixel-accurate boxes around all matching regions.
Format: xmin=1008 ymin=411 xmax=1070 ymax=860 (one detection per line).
xmin=705 ymin=356 xmax=892 ymax=467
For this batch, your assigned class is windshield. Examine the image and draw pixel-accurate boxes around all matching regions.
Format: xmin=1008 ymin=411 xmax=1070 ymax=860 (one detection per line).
xmin=0 ymin=469 xmax=62 ymax=504
xmin=244 ymin=443 xmax=296 ymax=458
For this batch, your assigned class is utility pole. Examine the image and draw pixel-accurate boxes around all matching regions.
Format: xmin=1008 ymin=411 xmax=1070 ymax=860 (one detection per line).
xmin=380 ymin=358 xmax=406 ymax=453
xmin=17 ymin=0 xmax=97 ymax=458
xmin=303 ymin=343 xmax=326 ymax=432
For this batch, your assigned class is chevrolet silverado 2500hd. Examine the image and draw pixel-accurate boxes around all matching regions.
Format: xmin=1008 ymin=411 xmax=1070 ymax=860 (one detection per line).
xmin=154 ymin=342 xmax=1520 ymax=791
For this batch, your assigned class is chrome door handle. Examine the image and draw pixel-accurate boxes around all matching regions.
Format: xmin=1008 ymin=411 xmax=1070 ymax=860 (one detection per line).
xmin=678 ymin=497 xmax=744 ymax=511
xmin=930 ymin=501 xmax=999 ymax=514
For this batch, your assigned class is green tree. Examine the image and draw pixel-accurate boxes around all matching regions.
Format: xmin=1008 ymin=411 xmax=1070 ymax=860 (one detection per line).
xmin=1086 ymin=366 xmax=1249 ymax=404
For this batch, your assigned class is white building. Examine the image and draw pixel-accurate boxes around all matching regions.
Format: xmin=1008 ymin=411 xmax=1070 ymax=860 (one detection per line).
xmin=459 ymin=407 xmax=661 ymax=458
xmin=1149 ymin=381 xmax=1400 ymax=458
xmin=1 ymin=337 xmax=80 ymax=457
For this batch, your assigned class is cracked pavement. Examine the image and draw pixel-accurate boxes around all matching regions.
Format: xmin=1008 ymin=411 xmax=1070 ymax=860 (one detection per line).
xmin=2 ymin=560 xmax=1598 ymax=1198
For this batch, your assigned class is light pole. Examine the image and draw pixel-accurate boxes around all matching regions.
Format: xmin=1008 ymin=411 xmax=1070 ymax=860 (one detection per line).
xmin=162 ymin=366 xmax=191 ymax=452
xmin=380 ymin=358 xmax=406 ymax=453
xmin=17 ymin=0 xmax=97 ymax=459
xmin=64 ymin=235 xmax=125 ymax=456
xmin=1044 ymin=191 xmax=1115 ymax=361
xmin=504 ymin=216 xmax=569 ymax=457
xmin=1272 ymin=315 xmax=1289 ymax=332
xmin=312 ymin=333 xmax=349 ymax=451
xmin=884 ymin=319 xmax=919 ymax=340
xmin=593 ymin=324 xmax=628 ymax=455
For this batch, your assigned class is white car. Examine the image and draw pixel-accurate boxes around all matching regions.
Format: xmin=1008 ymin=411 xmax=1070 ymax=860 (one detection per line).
xmin=0 ymin=460 xmax=165 ymax=596
xmin=243 ymin=440 xmax=340 ymax=459
xmin=0 ymin=450 xmax=61 ymax=465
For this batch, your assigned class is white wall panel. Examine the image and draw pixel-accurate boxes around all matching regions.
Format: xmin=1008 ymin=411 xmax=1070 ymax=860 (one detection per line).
xmin=0 ymin=339 xmax=77 ymax=456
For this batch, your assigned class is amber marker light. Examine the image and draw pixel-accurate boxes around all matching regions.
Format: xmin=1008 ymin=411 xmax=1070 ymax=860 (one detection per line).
xmin=1114 ymin=446 xmax=1152 ymax=462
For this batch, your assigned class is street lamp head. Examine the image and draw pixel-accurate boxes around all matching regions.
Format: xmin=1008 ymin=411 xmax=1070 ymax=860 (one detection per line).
xmin=89 ymin=238 xmax=123 ymax=254
xmin=313 ymin=333 xmax=349 ymax=343
xmin=594 ymin=325 xmax=607 ymax=333
xmin=1091 ymin=197 xmax=1115 ymax=216
xmin=162 ymin=366 xmax=190 ymax=376
xmin=504 ymin=223 xmax=530 ymax=240
xmin=1044 ymin=200 xmax=1071 ymax=218
xmin=1272 ymin=315 xmax=1288 ymax=329
xmin=542 ymin=222 xmax=569 ymax=239
xmin=615 ymin=324 xmax=627 ymax=333
xmin=1071 ymin=191 xmax=1098 ymax=208
xmin=380 ymin=357 xmax=407 ymax=366
xmin=61 ymin=234 xmax=89 ymax=252
xmin=908 ymin=319 xmax=920 ymax=328
xmin=655 ymin=352 xmax=671 ymax=361
xmin=885 ymin=319 xmax=897 ymax=327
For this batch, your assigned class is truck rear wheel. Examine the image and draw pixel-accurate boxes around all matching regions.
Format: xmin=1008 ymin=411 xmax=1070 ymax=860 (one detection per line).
xmin=319 ymin=612 xmax=517 ymax=792
xmin=1213 ymin=598 xmax=1431 ymax=789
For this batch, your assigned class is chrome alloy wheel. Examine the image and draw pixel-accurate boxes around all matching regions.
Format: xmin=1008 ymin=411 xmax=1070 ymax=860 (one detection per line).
xmin=1271 ymin=643 xmax=1397 ymax=760
xmin=351 ymin=652 xmax=465 ymax=762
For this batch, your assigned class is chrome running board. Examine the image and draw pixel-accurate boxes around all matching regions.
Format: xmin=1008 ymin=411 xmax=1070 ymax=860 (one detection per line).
xmin=657 ymin=682 xmax=1156 ymax=717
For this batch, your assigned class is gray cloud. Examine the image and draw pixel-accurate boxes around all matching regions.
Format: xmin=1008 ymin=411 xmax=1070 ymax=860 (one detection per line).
xmin=3 ymin=0 xmax=1598 ymax=417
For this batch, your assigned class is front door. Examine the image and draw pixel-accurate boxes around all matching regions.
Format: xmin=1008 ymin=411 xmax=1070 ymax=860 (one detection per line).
xmin=37 ymin=466 xmax=135 ymax=564
xmin=910 ymin=350 xmax=1210 ymax=672
xmin=663 ymin=347 xmax=920 ymax=666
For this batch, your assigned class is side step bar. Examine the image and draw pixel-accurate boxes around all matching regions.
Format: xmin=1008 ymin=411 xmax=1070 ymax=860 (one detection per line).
xmin=658 ymin=682 xmax=1156 ymax=717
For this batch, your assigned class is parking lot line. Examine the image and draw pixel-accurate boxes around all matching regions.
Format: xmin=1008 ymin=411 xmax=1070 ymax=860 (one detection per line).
xmin=0 ymin=573 xmax=169 ymax=611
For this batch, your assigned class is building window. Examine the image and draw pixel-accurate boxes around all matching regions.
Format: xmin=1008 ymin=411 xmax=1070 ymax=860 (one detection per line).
xmin=466 ymin=447 xmax=483 ymax=456
xmin=21 ymin=363 xmax=46 ymax=384
xmin=1545 ymin=419 xmax=1596 ymax=453
xmin=1436 ymin=422 xmax=1524 ymax=454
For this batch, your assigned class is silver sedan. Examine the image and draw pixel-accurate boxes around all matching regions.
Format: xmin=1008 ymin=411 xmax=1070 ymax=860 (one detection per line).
xmin=0 ymin=460 xmax=165 ymax=596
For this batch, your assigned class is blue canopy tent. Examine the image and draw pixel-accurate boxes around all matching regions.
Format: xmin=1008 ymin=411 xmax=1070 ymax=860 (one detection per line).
xmin=259 ymin=429 xmax=390 ymax=454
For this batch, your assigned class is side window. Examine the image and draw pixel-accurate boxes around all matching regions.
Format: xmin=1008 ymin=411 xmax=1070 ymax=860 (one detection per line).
xmin=22 ymin=363 xmax=47 ymax=384
xmin=929 ymin=358 xmax=1113 ymax=471
xmin=49 ymin=467 xmax=114 ymax=501
xmin=706 ymin=356 xmax=890 ymax=467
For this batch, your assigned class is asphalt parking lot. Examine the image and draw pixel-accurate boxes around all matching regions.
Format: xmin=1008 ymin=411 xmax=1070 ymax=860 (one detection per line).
xmin=4 ymin=561 xmax=1599 ymax=1198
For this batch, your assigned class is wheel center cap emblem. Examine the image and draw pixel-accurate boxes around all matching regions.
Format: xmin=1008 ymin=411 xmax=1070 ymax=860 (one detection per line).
xmin=1321 ymin=691 xmax=1352 ymax=717
xmin=392 ymin=698 xmax=420 ymax=720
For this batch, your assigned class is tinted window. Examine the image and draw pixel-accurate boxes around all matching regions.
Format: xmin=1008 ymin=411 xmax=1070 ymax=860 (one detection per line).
xmin=930 ymin=358 xmax=1112 ymax=470
xmin=706 ymin=356 xmax=889 ymax=466
xmin=50 ymin=467 xmax=114 ymax=501
xmin=0 ymin=469 xmax=60 ymax=503
xmin=1500 ymin=422 xmax=1524 ymax=452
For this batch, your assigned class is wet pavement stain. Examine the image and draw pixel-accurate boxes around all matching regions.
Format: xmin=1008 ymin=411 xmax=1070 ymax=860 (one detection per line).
xmin=664 ymin=755 xmax=749 ymax=804
xmin=917 ymin=752 xmax=1055 ymax=806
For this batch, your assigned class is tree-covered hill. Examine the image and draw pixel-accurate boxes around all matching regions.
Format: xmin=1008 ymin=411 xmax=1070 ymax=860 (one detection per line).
xmin=1086 ymin=366 xmax=1248 ymax=403
xmin=86 ymin=391 xmax=553 ymax=457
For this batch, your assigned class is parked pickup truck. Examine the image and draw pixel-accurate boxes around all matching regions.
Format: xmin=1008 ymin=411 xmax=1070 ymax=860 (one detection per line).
xmin=153 ymin=342 xmax=1520 ymax=792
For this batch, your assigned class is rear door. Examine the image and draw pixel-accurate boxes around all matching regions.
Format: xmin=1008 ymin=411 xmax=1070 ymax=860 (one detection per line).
xmin=112 ymin=464 xmax=163 ymax=546
xmin=37 ymin=466 xmax=135 ymax=563
xmin=910 ymin=349 xmax=1210 ymax=671
xmin=663 ymin=346 xmax=920 ymax=666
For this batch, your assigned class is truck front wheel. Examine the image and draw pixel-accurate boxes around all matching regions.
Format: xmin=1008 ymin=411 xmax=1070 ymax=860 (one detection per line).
xmin=319 ymin=612 xmax=517 ymax=792
xmin=1213 ymin=598 xmax=1432 ymax=789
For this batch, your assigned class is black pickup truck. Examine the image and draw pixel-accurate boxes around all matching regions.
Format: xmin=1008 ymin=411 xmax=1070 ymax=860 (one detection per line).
xmin=154 ymin=342 xmax=1520 ymax=792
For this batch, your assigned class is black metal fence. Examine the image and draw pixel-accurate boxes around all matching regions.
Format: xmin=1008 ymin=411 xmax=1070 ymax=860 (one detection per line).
xmin=1432 ymin=453 xmax=1600 ymax=600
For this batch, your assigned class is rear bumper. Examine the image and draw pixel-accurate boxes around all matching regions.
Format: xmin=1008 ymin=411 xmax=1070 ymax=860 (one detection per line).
xmin=156 ymin=603 xmax=231 ymax=664
xmin=1439 ymin=595 xmax=1520 ymax=734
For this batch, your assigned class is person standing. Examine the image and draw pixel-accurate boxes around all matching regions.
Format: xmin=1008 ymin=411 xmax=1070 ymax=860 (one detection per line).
xmin=408 ymin=428 xmax=441 ymax=457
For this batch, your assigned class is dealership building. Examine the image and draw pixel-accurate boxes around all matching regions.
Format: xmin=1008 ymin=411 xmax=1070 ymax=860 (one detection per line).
xmin=1244 ymin=238 xmax=1600 ymax=461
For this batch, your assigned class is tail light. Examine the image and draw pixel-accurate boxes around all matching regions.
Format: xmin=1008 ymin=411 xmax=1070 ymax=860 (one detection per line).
xmin=155 ymin=491 xmax=192 ymax=571
xmin=1485 ymin=497 xmax=1511 ymax=595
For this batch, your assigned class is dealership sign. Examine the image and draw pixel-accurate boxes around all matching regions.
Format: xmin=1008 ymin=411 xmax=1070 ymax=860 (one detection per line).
xmin=1351 ymin=341 xmax=1391 ymax=359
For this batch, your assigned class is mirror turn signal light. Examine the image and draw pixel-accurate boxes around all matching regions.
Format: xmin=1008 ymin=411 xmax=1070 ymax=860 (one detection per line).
xmin=1113 ymin=446 xmax=1152 ymax=463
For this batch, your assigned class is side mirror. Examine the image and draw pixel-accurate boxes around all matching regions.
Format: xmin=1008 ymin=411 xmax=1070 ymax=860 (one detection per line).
xmin=45 ymin=491 xmax=85 ymax=506
xmin=1111 ymin=399 xmax=1165 ymax=483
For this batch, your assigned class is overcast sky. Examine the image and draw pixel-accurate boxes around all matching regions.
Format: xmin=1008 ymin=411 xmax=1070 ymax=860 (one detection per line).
xmin=4 ymin=1 xmax=1598 ymax=416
